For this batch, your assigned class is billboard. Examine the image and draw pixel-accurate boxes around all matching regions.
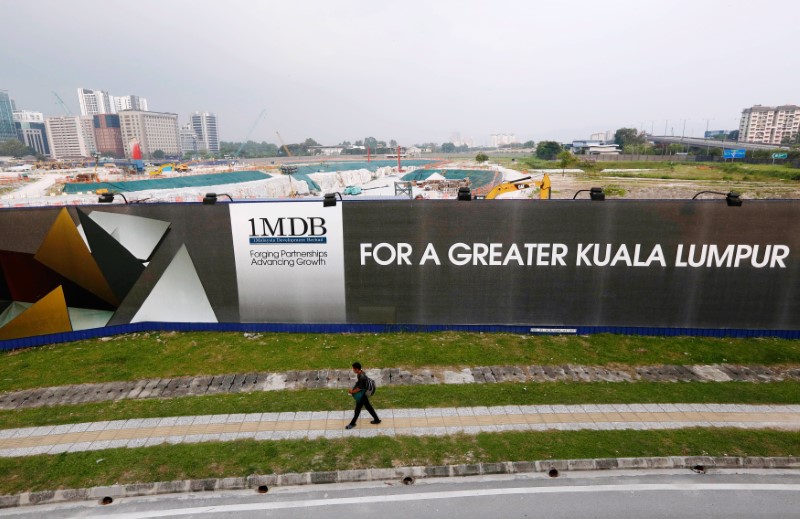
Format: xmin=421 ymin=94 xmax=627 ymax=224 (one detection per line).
xmin=772 ymin=153 xmax=789 ymax=159
xmin=723 ymin=149 xmax=746 ymax=159
xmin=0 ymin=199 xmax=798 ymax=344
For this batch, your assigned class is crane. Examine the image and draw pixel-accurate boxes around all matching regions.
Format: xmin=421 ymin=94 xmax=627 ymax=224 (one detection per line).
xmin=235 ymin=109 xmax=267 ymax=157
xmin=52 ymin=91 xmax=73 ymax=116
xmin=276 ymin=131 xmax=293 ymax=157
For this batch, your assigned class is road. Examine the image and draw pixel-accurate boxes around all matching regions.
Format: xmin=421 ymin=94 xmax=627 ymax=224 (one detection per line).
xmin=3 ymin=471 xmax=799 ymax=518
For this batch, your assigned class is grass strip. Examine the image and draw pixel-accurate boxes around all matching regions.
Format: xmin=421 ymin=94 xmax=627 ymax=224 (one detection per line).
xmin=0 ymin=428 xmax=797 ymax=495
xmin=2 ymin=381 xmax=799 ymax=430
xmin=3 ymin=332 xmax=800 ymax=392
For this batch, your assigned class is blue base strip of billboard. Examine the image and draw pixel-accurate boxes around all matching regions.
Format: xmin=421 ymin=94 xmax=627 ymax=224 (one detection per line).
xmin=1 ymin=322 xmax=799 ymax=352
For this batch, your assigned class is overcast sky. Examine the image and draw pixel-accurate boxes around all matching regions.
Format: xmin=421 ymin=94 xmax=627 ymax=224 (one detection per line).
xmin=3 ymin=0 xmax=798 ymax=146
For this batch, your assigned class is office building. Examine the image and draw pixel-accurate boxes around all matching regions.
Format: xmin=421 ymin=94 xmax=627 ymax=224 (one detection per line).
xmin=45 ymin=116 xmax=97 ymax=159
xmin=118 ymin=110 xmax=180 ymax=158
xmin=180 ymin=124 xmax=203 ymax=155
xmin=738 ymin=105 xmax=800 ymax=145
xmin=114 ymin=95 xmax=148 ymax=112
xmin=93 ymin=114 xmax=125 ymax=158
xmin=15 ymin=121 xmax=50 ymax=156
xmin=0 ymin=90 xmax=17 ymax=142
xmin=77 ymin=88 xmax=115 ymax=116
xmin=190 ymin=112 xmax=219 ymax=154
xmin=12 ymin=110 xmax=44 ymax=123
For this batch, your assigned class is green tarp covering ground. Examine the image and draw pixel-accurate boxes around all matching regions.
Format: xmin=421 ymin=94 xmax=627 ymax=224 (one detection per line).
xmin=401 ymin=169 xmax=497 ymax=189
xmin=63 ymin=171 xmax=271 ymax=194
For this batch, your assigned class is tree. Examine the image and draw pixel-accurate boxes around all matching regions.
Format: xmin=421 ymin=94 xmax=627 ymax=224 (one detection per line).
xmin=363 ymin=137 xmax=378 ymax=150
xmin=522 ymin=140 xmax=535 ymax=148
xmin=475 ymin=152 xmax=489 ymax=163
xmin=535 ymin=141 xmax=562 ymax=160
xmin=389 ymin=139 xmax=397 ymax=148
xmin=303 ymin=138 xmax=320 ymax=147
xmin=0 ymin=139 xmax=35 ymax=158
xmin=556 ymin=150 xmax=577 ymax=175
xmin=614 ymin=128 xmax=646 ymax=148
xmin=441 ymin=142 xmax=456 ymax=153
xmin=151 ymin=149 xmax=165 ymax=159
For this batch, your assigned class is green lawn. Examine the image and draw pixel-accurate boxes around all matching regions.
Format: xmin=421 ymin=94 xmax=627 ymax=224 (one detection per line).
xmin=1 ymin=428 xmax=796 ymax=495
xmin=2 ymin=332 xmax=799 ymax=392
xmin=2 ymin=381 xmax=799 ymax=430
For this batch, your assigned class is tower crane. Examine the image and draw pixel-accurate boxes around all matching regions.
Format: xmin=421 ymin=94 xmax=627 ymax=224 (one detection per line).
xmin=235 ymin=109 xmax=267 ymax=157
xmin=52 ymin=91 xmax=73 ymax=116
xmin=276 ymin=131 xmax=293 ymax=157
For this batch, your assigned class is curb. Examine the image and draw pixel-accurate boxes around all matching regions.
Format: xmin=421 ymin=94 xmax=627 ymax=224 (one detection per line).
xmin=2 ymin=456 xmax=799 ymax=509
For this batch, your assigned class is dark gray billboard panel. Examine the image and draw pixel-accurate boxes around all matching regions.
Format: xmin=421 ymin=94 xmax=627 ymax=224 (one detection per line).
xmin=343 ymin=200 xmax=800 ymax=330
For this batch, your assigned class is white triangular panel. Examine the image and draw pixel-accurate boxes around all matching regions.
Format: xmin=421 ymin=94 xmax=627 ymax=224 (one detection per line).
xmin=131 ymin=245 xmax=218 ymax=323
xmin=86 ymin=211 xmax=170 ymax=261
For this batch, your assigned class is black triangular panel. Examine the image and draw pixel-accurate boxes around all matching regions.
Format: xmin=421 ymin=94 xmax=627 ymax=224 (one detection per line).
xmin=77 ymin=208 xmax=145 ymax=303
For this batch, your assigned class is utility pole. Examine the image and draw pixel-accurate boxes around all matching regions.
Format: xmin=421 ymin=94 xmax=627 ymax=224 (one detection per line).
xmin=703 ymin=118 xmax=713 ymax=156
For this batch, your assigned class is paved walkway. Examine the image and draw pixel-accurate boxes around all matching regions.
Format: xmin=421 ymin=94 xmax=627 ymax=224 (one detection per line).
xmin=2 ymin=364 xmax=798 ymax=410
xmin=2 ymin=403 xmax=799 ymax=458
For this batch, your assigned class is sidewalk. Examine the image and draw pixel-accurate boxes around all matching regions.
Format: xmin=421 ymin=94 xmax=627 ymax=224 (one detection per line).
xmin=2 ymin=403 xmax=799 ymax=458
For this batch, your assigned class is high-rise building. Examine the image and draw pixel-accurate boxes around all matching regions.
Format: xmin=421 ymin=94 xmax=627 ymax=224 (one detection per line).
xmin=738 ymin=105 xmax=800 ymax=145
xmin=45 ymin=116 xmax=97 ymax=159
xmin=180 ymin=124 xmax=202 ymax=155
xmin=0 ymin=90 xmax=17 ymax=142
xmin=13 ymin=110 xmax=45 ymax=123
xmin=190 ymin=112 xmax=219 ymax=154
xmin=114 ymin=95 xmax=148 ymax=112
xmin=77 ymin=88 xmax=115 ymax=116
xmin=15 ymin=121 xmax=50 ymax=156
xmin=118 ymin=110 xmax=181 ymax=158
xmin=93 ymin=114 xmax=125 ymax=158
xmin=489 ymin=133 xmax=517 ymax=148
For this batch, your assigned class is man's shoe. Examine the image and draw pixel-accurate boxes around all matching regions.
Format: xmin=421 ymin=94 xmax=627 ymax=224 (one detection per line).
xmin=370 ymin=419 xmax=382 ymax=425
xmin=345 ymin=424 xmax=356 ymax=430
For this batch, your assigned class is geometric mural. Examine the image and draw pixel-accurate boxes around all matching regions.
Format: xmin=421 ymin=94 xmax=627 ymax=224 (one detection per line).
xmin=0 ymin=286 xmax=71 ymax=340
xmin=76 ymin=208 xmax=145 ymax=303
xmin=0 ymin=207 xmax=172 ymax=340
xmin=33 ymin=208 xmax=119 ymax=306
xmin=131 ymin=244 xmax=218 ymax=324
xmin=77 ymin=210 xmax=170 ymax=261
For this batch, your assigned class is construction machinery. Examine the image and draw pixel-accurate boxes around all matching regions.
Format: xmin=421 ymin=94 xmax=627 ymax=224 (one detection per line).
xmin=484 ymin=173 xmax=551 ymax=200
xmin=149 ymin=163 xmax=176 ymax=176
xmin=276 ymin=132 xmax=293 ymax=157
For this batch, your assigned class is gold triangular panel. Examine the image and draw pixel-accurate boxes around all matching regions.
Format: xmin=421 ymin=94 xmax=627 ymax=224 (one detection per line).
xmin=33 ymin=208 xmax=118 ymax=306
xmin=0 ymin=286 xmax=72 ymax=340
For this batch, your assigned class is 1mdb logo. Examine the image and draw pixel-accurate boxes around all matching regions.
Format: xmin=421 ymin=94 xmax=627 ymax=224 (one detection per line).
xmin=248 ymin=217 xmax=327 ymax=244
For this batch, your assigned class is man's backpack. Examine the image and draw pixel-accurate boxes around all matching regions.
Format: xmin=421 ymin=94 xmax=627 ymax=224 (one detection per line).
xmin=365 ymin=376 xmax=376 ymax=397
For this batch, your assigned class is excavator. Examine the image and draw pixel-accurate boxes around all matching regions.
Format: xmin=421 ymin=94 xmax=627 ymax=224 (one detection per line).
xmin=484 ymin=173 xmax=551 ymax=200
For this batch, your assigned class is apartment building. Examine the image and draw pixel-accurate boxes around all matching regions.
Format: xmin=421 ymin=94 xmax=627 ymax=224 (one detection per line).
xmin=77 ymin=88 xmax=115 ymax=116
xmin=190 ymin=112 xmax=219 ymax=154
xmin=490 ymin=133 xmax=517 ymax=147
xmin=118 ymin=110 xmax=180 ymax=158
xmin=738 ymin=105 xmax=800 ymax=145
xmin=45 ymin=116 xmax=97 ymax=159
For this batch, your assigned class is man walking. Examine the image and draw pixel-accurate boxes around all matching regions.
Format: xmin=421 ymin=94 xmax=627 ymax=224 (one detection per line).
xmin=346 ymin=362 xmax=381 ymax=429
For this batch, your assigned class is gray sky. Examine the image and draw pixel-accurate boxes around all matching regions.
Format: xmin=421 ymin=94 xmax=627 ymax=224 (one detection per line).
xmin=3 ymin=0 xmax=798 ymax=146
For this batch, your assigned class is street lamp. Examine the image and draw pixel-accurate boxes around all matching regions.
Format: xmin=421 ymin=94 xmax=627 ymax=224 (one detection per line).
xmin=203 ymin=193 xmax=233 ymax=204
xmin=691 ymin=190 xmax=742 ymax=207
xmin=323 ymin=192 xmax=343 ymax=207
xmin=573 ymin=187 xmax=605 ymax=201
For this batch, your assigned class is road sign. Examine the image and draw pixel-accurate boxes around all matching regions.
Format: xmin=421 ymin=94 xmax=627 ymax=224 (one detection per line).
xmin=723 ymin=149 xmax=746 ymax=159
xmin=772 ymin=153 xmax=788 ymax=159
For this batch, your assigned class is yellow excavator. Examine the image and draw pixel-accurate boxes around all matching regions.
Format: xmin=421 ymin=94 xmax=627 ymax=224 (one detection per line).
xmin=485 ymin=173 xmax=551 ymax=199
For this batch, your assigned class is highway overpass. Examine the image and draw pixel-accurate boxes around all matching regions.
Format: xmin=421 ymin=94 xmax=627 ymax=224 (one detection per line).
xmin=646 ymin=135 xmax=791 ymax=152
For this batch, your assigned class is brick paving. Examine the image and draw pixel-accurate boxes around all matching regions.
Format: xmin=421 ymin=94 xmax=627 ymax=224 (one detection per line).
xmin=1 ymin=364 xmax=798 ymax=410
xmin=1 ymin=403 xmax=799 ymax=458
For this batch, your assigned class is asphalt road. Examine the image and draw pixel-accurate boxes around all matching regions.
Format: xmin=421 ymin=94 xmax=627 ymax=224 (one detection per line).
xmin=3 ymin=471 xmax=799 ymax=519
